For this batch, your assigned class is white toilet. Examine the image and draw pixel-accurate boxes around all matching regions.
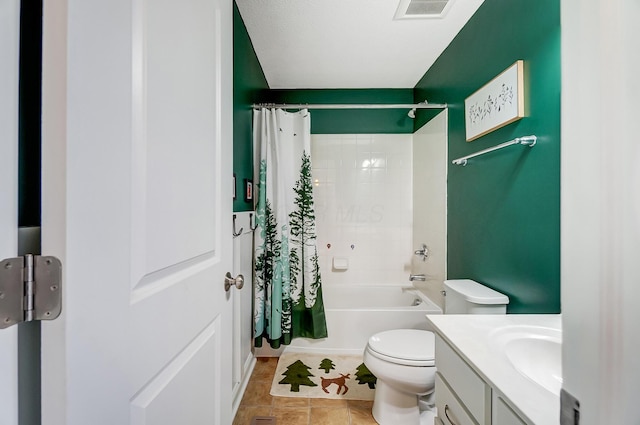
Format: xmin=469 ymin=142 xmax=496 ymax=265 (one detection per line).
xmin=363 ymin=279 xmax=509 ymax=425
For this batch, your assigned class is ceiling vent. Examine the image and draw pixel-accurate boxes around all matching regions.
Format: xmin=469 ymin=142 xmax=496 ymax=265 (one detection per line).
xmin=394 ymin=0 xmax=454 ymax=19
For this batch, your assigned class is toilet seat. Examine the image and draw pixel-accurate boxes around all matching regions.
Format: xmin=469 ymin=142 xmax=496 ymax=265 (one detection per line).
xmin=366 ymin=329 xmax=435 ymax=367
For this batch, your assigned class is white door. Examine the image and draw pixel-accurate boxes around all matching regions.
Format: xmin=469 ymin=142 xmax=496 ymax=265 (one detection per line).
xmin=40 ymin=0 xmax=234 ymax=424
xmin=0 ymin=1 xmax=20 ymax=425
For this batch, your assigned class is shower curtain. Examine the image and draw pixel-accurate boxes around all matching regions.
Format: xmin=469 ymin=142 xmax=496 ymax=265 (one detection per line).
xmin=253 ymin=108 xmax=327 ymax=349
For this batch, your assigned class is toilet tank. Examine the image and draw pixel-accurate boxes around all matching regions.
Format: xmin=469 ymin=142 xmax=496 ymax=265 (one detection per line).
xmin=443 ymin=279 xmax=509 ymax=314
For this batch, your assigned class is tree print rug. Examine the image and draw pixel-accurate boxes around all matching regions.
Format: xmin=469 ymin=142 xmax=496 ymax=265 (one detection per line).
xmin=270 ymin=351 xmax=376 ymax=400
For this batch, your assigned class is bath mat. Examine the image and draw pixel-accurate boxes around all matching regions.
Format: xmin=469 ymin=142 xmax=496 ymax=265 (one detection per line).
xmin=270 ymin=351 xmax=377 ymax=400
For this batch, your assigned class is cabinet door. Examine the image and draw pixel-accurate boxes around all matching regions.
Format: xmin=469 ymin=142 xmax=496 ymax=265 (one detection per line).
xmin=493 ymin=394 xmax=526 ymax=425
xmin=436 ymin=335 xmax=489 ymax=423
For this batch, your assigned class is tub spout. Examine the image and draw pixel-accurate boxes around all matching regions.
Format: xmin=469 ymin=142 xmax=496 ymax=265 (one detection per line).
xmin=409 ymin=274 xmax=426 ymax=281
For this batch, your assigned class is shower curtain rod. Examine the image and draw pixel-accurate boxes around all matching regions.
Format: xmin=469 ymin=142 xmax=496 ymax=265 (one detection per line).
xmin=252 ymin=102 xmax=447 ymax=110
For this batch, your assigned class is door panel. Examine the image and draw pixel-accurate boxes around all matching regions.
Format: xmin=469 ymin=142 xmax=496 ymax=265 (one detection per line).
xmin=137 ymin=0 xmax=219 ymax=275
xmin=41 ymin=0 xmax=233 ymax=424
xmin=0 ymin=2 xmax=20 ymax=425
xmin=130 ymin=319 xmax=221 ymax=424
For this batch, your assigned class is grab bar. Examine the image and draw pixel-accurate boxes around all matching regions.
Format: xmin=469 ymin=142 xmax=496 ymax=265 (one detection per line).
xmin=452 ymin=135 xmax=537 ymax=166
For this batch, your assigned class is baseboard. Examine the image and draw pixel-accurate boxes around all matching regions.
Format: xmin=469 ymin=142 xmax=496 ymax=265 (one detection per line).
xmin=232 ymin=353 xmax=257 ymax=418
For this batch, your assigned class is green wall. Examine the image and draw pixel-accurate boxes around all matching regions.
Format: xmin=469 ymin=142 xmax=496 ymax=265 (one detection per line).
xmin=266 ymin=89 xmax=415 ymax=134
xmin=233 ymin=2 xmax=269 ymax=212
xmin=415 ymin=0 xmax=561 ymax=313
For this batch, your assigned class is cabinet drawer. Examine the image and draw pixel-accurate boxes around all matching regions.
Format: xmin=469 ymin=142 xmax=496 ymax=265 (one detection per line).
xmin=436 ymin=373 xmax=476 ymax=425
xmin=435 ymin=335 xmax=489 ymax=423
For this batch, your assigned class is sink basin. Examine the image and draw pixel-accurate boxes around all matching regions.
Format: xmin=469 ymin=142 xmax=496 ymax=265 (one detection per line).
xmin=504 ymin=336 xmax=562 ymax=394
xmin=490 ymin=325 xmax=562 ymax=395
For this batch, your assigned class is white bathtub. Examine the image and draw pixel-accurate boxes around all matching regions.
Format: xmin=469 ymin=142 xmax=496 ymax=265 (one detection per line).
xmin=286 ymin=285 xmax=442 ymax=355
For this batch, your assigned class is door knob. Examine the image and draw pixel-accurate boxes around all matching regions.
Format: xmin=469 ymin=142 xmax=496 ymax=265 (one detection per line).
xmin=224 ymin=272 xmax=244 ymax=292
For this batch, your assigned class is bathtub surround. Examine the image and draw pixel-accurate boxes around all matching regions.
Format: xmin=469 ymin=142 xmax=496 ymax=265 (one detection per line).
xmin=411 ymin=110 xmax=448 ymax=309
xmin=253 ymin=108 xmax=327 ymax=349
xmin=311 ymin=134 xmax=414 ymax=285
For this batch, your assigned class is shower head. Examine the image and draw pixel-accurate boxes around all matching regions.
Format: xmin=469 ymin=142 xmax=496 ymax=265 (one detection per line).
xmin=408 ymin=100 xmax=429 ymax=119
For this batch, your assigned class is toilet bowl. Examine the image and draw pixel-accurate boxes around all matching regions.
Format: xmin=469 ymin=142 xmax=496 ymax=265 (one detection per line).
xmin=363 ymin=329 xmax=436 ymax=425
xmin=363 ymin=279 xmax=510 ymax=425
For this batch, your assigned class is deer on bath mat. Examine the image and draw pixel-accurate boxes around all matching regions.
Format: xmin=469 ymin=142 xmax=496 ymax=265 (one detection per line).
xmin=321 ymin=373 xmax=350 ymax=395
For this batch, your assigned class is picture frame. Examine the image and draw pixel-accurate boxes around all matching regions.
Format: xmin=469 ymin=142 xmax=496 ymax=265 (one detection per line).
xmin=464 ymin=60 xmax=524 ymax=142
xmin=232 ymin=173 xmax=236 ymax=200
xmin=244 ymin=179 xmax=253 ymax=202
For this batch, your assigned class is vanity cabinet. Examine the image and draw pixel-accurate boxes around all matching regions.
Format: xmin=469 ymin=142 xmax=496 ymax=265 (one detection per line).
xmin=435 ymin=334 xmax=528 ymax=425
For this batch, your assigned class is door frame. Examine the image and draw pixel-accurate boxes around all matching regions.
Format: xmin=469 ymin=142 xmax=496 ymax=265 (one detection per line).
xmin=0 ymin=1 xmax=21 ymax=424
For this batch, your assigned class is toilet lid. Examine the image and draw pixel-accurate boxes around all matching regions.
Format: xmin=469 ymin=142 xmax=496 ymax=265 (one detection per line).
xmin=367 ymin=329 xmax=435 ymax=366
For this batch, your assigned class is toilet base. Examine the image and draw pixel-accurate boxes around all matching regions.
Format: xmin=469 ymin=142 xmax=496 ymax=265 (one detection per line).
xmin=420 ymin=408 xmax=436 ymax=425
xmin=372 ymin=380 xmax=421 ymax=425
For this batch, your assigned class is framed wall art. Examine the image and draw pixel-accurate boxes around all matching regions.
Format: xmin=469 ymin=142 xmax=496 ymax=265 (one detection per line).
xmin=465 ymin=60 xmax=524 ymax=142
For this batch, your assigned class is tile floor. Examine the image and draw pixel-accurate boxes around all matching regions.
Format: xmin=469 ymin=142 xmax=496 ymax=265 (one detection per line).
xmin=234 ymin=357 xmax=379 ymax=425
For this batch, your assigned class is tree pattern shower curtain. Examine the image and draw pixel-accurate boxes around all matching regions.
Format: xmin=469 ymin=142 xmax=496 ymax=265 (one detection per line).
xmin=253 ymin=108 xmax=327 ymax=349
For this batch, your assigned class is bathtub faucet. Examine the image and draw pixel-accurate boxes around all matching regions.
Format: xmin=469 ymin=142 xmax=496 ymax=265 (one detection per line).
xmin=414 ymin=243 xmax=429 ymax=261
xmin=409 ymin=274 xmax=426 ymax=281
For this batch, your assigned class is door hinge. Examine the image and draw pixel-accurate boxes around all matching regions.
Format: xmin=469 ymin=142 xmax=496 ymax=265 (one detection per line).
xmin=0 ymin=254 xmax=62 ymax=329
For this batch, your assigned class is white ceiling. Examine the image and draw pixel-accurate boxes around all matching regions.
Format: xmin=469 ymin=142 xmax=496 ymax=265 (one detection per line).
xmin=235 ymin=0 xmax=485 ymax=89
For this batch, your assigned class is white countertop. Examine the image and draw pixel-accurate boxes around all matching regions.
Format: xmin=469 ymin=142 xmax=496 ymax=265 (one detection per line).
xmin=426 ymin=314 xmax=561 ymax=425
